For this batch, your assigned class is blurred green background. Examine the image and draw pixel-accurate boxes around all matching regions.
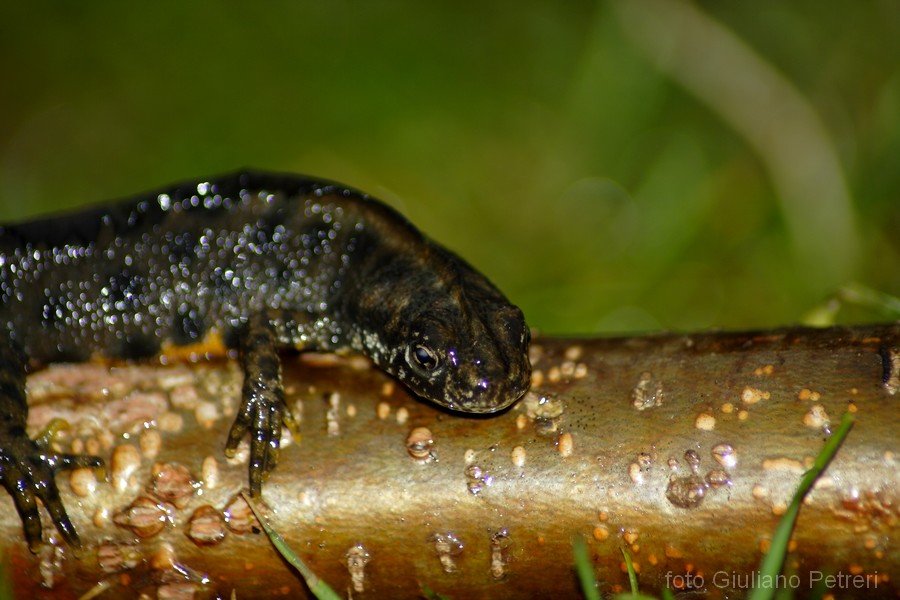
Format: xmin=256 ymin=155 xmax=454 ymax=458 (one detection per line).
xmin=1 ymin=1 xmax=898 ymax=335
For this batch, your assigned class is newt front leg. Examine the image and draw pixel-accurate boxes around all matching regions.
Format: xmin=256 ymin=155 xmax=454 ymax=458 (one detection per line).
xmin=225 ymin=312 xmax=300 ymax=497
xmin=0 ymin=339 xmax=104 ymax=552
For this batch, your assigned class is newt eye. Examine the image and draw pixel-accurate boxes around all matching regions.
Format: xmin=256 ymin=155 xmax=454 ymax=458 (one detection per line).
xmin=410 ymin=344 xmax=440 ymax=372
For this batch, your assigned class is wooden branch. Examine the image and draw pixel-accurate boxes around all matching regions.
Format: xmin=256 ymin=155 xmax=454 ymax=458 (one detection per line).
xmin=4 ymin=324 xmax=898 ymax=598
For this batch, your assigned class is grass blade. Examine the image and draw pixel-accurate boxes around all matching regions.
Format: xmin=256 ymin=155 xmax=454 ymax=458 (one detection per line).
xmin=748 ymin=411 xmax=854 ymax=600
xmin=573 ymin=537 xmax=601 ymax=600
xmin=241 ymin=491 xmax=342 ymax=600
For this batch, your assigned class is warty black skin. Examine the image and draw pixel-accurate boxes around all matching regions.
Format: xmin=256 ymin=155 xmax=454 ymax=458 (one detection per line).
xmin=0 ymin=171 xmax=531 ymax=552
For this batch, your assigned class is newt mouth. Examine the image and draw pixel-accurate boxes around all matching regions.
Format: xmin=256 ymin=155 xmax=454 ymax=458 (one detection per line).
xmin=441 ymin=370 xmax=530 ymax=414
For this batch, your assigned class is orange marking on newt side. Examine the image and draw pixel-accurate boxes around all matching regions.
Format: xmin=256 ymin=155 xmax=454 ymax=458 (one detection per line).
xmin=85 ymin=331 xmax=230 ymax=366
xmin=159 ymin=331 xmax=229 ymax=362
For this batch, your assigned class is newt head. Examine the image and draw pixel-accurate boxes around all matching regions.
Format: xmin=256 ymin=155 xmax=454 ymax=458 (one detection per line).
xmin=394 ymin=302 xmax=531 ymax=414
xmin=357 ymin=257 xmax=532 ymax=415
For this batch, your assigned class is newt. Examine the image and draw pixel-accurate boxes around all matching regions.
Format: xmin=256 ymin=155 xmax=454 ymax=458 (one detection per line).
xmin=0 ymin=171 xmax=531 ymax=551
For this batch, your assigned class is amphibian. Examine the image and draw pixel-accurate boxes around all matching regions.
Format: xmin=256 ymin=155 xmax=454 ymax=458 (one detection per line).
xmin=0 ymin=171 xmax=531 ymax=550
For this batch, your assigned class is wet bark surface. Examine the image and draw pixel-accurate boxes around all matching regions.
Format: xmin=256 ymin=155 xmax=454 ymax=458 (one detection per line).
xmin=2 ymin=324 xmax=898 ymax=598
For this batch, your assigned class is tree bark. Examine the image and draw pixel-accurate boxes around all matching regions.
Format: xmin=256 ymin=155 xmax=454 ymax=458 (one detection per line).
xmin=3 ymin=324 xmax=898 ymax=599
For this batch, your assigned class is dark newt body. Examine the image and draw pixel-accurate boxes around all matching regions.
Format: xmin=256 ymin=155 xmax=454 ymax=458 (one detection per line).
xmin=0 ymin=171 xmax=531 ymax=551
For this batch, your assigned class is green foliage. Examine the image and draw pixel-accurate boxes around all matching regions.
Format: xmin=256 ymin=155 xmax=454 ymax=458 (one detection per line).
xmin=748 ymin=411 xmax=855 ymax=600
xmin=0 ymin=2 xmax=897 ymax=334
xmin=241 ymin=492 xmax=342 ymax=600
xmin=573 ymin=537 xmax=601 ymax=600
